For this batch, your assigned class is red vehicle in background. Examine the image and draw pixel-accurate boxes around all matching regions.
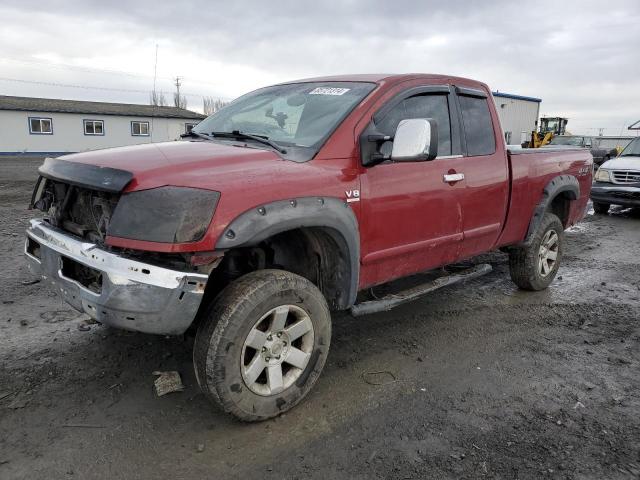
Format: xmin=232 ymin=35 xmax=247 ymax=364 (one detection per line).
xmin=25 ymin=74 xmax=592 ymax=421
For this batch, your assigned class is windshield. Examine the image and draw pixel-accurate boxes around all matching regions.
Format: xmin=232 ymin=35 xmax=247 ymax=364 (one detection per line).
xmin=193 ymin=81 xmax=376 ymax=161
xmin=549 ymin=136 xmax=584 ymax=146
xmin=620 ymin=137 xmax=640 ymax=156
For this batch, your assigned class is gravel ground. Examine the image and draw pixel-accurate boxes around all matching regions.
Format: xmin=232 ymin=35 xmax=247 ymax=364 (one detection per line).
xmin=1 ymin=157 xmax=639 ymax=480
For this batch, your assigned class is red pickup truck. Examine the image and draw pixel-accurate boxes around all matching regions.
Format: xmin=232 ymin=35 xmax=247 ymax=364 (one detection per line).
xmin=25 ymin=74 xmax=592 ymax=421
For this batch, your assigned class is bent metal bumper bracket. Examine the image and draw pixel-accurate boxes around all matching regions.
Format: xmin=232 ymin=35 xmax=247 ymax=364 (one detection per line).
xmin=25 ymin=219 xmax=208 ymax=335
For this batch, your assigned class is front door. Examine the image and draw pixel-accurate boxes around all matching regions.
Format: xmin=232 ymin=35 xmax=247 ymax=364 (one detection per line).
xmin=359 ymin=86 xmax=466 ymax=288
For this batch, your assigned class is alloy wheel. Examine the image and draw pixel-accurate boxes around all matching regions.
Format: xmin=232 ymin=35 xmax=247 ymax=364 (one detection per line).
xmin=241 ymin=305 xmax=315 ymax=396
xmin=538 ymin=229 xmax=559 ymax=277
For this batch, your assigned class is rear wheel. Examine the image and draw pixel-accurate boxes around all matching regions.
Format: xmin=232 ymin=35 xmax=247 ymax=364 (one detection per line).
xmin=593 ymin=202 xmax=610 ymax=214
xmin=509 ymin=212 xmax=564 ymax=291
xmin=193 ymin=269 xmax=331 ymax=421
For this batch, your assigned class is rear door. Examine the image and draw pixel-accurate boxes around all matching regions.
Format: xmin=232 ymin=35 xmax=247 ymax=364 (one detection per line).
xmin=359 ymin=84 xmax=467 ymax=287
xmin=453 ymin=87 xmax=510 ymax=259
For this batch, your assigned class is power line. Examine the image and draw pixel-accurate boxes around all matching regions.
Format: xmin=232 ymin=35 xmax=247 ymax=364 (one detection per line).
xmin=0 ymin=76 xmax=232 ymax=101
xmin=0 ymin=56 xmax=226 ymax=88
xmin=0 ymin=56 xmax=174 ymax=82
xmin=0 ymin=76 xmax=150 ymax=93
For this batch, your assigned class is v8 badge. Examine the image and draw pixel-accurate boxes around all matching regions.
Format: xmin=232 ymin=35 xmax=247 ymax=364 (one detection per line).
xmin=345 ymin=189 xmax=360 ymax=203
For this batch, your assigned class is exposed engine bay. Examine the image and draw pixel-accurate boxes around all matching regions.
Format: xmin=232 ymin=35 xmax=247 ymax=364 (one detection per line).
xmin=32 ymin=177 xmax=120 ymax=244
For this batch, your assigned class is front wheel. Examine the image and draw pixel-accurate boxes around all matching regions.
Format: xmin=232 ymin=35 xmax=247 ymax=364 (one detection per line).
xmin=509 ymin=212 xmax=564 ymax=291
xmin=193 ymin=269 xmax=331 ymax=421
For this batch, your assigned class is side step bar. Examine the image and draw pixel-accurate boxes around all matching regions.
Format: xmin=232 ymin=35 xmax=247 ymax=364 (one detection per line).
xmin=350 ymin=263 xmax=492 ymax=317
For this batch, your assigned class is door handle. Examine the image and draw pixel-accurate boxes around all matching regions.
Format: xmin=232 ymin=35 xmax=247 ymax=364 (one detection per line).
xmin=443 ymin=173 xmax=465 ymax=183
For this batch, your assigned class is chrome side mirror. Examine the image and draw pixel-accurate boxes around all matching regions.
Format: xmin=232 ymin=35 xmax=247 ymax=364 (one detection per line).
xmin=390 ymin=118 xmax=438 ymax=161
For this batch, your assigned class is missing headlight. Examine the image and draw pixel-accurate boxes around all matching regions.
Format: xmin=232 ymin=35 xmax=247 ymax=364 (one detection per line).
xmin=107 ymin=187 xmax=220 ymax=243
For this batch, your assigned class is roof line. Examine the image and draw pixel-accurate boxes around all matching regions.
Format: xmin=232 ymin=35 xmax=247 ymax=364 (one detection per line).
xmin=492 ymin=91 xmax=542 ymax=103
xmin=0 ymin=94 xmax=206 ymax=119
xmin=0 ymin=106 xmax=202 ymax=119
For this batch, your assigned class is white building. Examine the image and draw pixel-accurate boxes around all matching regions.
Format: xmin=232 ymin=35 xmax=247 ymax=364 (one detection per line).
xmin=492 ymin=92 xmax=541 ymax=146
xmin=0 ymin=95 xmax=205 ymax=155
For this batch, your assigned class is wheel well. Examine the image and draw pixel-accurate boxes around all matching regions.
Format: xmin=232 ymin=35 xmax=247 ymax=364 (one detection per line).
xmin=549 ymin=194 xmax=571 ymax=227
xmin=198 ymin=227 xmax=351 ymax=316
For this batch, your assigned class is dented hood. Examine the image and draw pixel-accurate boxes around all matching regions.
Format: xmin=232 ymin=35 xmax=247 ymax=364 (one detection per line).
xmin=47 ymin=140 xmax=288 ymax=192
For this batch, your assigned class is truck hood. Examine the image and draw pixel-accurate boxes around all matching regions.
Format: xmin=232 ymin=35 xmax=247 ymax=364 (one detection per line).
xmin=59 ymin=140 xmax=324 ymax=192
xmin=600 ymin=155 xmax=640 ymax=170
xmin=58 ymin=140 xmax=290 ymax=192
xmin=49 ymin=139 xmax=350 ymax=203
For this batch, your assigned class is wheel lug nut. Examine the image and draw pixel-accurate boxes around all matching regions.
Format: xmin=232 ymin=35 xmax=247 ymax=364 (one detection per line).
xmin=277 ymin=332 xmax=282 ymax=338
xmin=267 ymin=335 xmax=273 ymax=341
xmin=276 ymin=355 xmax=281 ymax=360
xmin=261 ymin=347 xmax=267 ymax=352
xmin=265 ymin=356 xmax=271 ymax=361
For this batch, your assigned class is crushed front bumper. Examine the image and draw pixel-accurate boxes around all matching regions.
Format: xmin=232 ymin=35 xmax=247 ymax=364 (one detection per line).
xmin=25 ymin=219 xmax=208 ymax=335
xmin=591 ymin=182 xmax=640 ymax=208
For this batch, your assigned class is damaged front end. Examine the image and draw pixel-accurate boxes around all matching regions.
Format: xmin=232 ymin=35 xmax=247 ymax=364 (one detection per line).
xmin=31 ymin=175 xmax=119 ymax=244
xmin=25 ymin=158 xmax=219 ymax=335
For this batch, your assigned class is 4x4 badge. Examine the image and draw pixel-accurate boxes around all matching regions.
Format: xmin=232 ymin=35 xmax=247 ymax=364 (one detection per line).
xmin=578 ymin=165 xmax=591 ymax=176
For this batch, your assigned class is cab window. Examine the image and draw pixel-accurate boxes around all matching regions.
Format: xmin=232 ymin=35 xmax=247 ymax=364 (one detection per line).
xmin=375 ymin=94 xmax=452 ymax=157
xmin=458 ymin=95 xmax=496 ymax=156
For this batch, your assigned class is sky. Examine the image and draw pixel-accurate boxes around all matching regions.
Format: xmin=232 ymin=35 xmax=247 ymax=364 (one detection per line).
xmin=1 ymin=0 xmax=639 ymax=135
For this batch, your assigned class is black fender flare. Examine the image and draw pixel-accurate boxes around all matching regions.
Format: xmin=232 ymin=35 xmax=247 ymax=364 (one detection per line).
xmin=215 ymin=197 xmax=360 ymax=309
xmin=523 ymin=175 xmax=580 ymax=245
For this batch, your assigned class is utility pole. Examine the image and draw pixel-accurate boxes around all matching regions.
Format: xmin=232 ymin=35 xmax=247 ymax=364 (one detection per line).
xmin=174 ymin=76 xmax=185 ymax=108
xmin=153 ymin=45 xmax=159 ymax=95
xmin=149 ymin=44 xmax=159 ymax=143
xmin=174 ymin=76 xmax=182 ymax=99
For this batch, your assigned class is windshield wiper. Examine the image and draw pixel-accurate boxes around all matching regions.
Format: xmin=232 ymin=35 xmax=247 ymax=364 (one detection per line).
xmin=180 ymin=130 xmax=213 ymax=141
xmin=210 ymin=130 xmax=287 ymax=154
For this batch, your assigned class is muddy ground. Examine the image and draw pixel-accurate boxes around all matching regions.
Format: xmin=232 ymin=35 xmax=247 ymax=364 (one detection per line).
xmin=1 ymin=157 xmax=639 ymax=480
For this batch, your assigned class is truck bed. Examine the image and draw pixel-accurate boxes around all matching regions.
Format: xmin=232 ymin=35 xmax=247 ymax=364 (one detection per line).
xmin=497 ymin=148 xmax=592 ymax=247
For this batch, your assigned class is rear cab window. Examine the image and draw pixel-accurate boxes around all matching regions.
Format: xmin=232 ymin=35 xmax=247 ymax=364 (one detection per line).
xmin=457 ymin=90 xmax=496 ymax=156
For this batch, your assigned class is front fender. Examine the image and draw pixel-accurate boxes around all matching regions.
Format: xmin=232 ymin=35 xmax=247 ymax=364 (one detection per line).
xmin=216 ymin=196 xmax=360 ymax=308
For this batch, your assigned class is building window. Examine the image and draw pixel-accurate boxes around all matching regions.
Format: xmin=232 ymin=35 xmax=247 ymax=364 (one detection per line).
xmin=131 ymin=121 xmax=150 ymax=136
xmin=185 ymin=123 xmax=197 ymax=133
xmin=29 ymin=117 xmax=53 ymax=135
xmin=84 ymin=119 xmax=104 ymax=136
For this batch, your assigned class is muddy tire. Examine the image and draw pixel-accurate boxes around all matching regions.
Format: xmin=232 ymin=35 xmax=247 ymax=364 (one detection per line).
xmin=593 ymin=202 xmax=610 ymax=214
xmin=193 ymin=269 xmax=331 ymax=422
xmin=509 ymin=213 xmax=564 ymax=291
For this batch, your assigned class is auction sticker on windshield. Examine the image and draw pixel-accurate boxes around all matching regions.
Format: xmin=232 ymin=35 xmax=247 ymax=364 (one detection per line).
xmin=309 ymin=87 xmax=350 ymax=95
